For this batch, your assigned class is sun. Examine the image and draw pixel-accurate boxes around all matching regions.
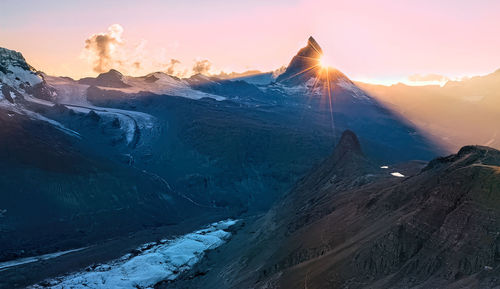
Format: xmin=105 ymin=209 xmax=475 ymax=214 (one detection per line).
xmin=318 ymin=55 xmax=332 ymax=69
xmin=318 ymin=55 xmax=328 ymax=68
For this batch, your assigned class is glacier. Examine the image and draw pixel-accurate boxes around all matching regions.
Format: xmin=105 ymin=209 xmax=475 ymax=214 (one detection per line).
xmin=29 ymin=219 xmax=238 ymax=289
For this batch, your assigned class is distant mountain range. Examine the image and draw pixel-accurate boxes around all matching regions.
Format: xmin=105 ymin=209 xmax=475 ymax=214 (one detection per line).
xmin=1 ymin=36 xmax=491 ymax=288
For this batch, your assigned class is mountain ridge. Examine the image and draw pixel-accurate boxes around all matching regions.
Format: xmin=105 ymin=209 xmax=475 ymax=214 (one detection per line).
xmin=161 ymin=132 xmax=500 ymax=289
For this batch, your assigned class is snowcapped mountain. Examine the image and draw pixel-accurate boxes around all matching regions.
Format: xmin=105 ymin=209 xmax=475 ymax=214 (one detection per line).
xmin=0 ymin=48 xmax=82 ymax=137
xmin=0 ymin=38 xmax=444 ymax=171
xmin=263 ymin=37 xmax=443 ymax=161
xmin=0 ymin=47 xmax=55 ymax=103
xmin=0 ymin=48 xmax=40 ymax=87
xmin=68 ymin=69 xmax=225 ymax=101
xmin=269 ymin=36 xmax=371 ymax=103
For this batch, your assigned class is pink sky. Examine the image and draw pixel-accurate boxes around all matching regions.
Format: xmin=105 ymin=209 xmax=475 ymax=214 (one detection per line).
xmin=1 ymin=0 xmax=499 ymax=84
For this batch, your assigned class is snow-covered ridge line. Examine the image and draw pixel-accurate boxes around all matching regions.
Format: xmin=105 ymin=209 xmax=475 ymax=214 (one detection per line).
xmin=29 ymin=219 xmax=239 ymax=289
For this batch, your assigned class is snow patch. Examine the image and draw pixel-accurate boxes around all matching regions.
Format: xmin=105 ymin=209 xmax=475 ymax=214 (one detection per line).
xmin=0 ymin=65 xmax=42 ymax=90
xmin=391 ymin=172 xmax=405 ymax=178
xmin=30 ymin=219 xmax=238 ymax=289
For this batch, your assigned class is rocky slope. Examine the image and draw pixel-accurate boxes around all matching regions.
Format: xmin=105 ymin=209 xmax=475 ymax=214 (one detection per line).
xmin=260 ymin=143 xmax=500 ymax=289
xmin=163 ymin=131 xmax=500 ymax=289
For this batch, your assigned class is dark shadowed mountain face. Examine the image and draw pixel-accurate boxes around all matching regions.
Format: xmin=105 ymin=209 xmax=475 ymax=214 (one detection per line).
xmin=0 ymin=109 xmax=204 ymax=262
xmin=174 ymin=131 xmax=499 ymax=289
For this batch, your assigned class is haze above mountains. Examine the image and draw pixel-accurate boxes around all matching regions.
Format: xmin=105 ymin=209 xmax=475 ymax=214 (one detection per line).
xmin=1 ymin=36 xmax=499 ymax=288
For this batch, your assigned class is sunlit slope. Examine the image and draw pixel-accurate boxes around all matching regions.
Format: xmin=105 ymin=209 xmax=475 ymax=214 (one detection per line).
xmin=358 ymin=69 xmax=500 ymax=152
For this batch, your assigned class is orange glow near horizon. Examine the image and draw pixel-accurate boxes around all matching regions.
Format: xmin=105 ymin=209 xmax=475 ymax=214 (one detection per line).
xmin=1 ymin=0 xmax=500 ymax=84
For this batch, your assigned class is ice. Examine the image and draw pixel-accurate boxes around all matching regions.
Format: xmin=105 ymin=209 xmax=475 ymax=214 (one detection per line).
xmin=29 ymin=219 xmax=238 ymax=289
xmin=380 ymin=165 xmax=389 ymax=169
xmin=58 ymin=104 xmax=156 ymax=145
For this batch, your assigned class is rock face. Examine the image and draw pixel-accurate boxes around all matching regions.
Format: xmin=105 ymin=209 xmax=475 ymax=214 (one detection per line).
xmin=275 ymin=36 xmax=323 ymax=84
xmin=0 ymin=48 xmax=32 ymax=72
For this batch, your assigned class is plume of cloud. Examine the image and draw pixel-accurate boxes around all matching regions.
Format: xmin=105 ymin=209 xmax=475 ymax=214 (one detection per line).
xmin=408 ymin=73 xmax=449 ymax=83
xmin=84 ymin=24 xmax=124 ymax=73
xmin=166 ymin=59 xmax=181 ymax=75
xmin=192 ymin=59 xmax=212 ymax=75
xmin=83 ymin=25 xmax=216 ymax=78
